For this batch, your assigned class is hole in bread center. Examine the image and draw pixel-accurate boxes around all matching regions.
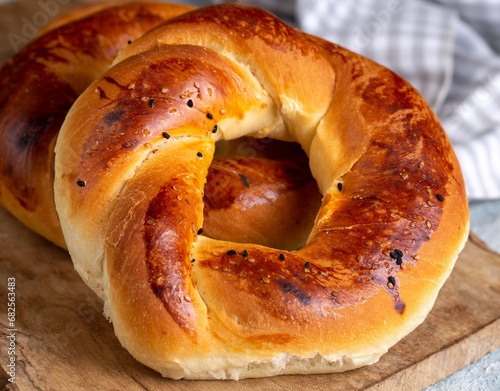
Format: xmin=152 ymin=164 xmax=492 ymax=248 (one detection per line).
xmin=201 ymin=137 xmax=322 ymax=251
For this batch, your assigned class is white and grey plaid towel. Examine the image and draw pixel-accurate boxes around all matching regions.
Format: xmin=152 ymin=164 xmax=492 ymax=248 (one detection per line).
xmin=221 ymin=0 xmax=500 ymax=200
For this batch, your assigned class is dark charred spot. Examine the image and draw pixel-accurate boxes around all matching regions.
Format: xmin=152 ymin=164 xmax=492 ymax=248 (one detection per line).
xmin=103 ymin=109 xmax=126 ymax=126
xmin=96 ymin=86 xmax=109 ymax=100
xmin=103 ymin=76 xmax=127 ymax=90
xmin=239 ymin=174 xmax=250 ymax=188
xmin=278 ymin=280 xmax=311 ymax=305
xmin=395 ymin=301 xmax=406 ymax=314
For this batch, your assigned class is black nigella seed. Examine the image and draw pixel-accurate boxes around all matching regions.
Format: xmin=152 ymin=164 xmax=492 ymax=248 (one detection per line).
xmin=388 ymin=276 xmax=396 ymax=288
xmin=76 ymin=180 xmax=86 ymax=187
xmin=187 ymin=99 xmax=193 ymax=107
xmin=396 ymin=258 xmax=403 ymax=266
xmin=162 ymin=132 xmax=170 ymax=139
xmin=197 ymin=152 xmax=203 ymax=159
xmin=338 ymin=183 xmax=343 ymax=191
xmin=436 ymin=193 xmax=444 ymax=202
xmin=149 ymin=99 xmax=155 ymax=108
xmin=212 ymin=125 xmax=218 ymax=133
xmin=279 ymin=253 xmax=285 ymax=261
xmin=242 ymin=250 xmax=248 ymax=257
xmin=207 ymin=113 xmax=213 ymax=119
xmin=191 ymin=258 xmax=196 ymax=263
xmin=197 ymin=228 xmax=203 ymax=235
xmin=390 ymin=251 xmax=399 ymax=259
xmin=395 ymin=249 xmax=403 ymax=257
xmin=227 ymin=250 xmax=236 ymax=256
xmin=127 ymin=40 xmax=132 ymax=44
xmin=304 ymin=261 xmax=310 ymax=269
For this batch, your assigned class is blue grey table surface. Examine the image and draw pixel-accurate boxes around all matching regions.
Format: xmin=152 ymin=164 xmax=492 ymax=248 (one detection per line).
xmin=424 ymin=199 xmax=500 ymax=391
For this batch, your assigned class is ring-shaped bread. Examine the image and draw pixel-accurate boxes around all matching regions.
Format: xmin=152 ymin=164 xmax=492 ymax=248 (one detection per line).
xmin=54 ymin=3 xmax=469 ymax=380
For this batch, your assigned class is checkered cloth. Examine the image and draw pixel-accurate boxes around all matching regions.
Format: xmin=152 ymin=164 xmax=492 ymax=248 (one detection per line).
xmin=217 ymin=0 xmax=500 ymax=200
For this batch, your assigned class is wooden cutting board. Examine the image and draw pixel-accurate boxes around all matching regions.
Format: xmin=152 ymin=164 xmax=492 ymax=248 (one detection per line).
xmin=1 ymin=204 xmax=499 ymax=391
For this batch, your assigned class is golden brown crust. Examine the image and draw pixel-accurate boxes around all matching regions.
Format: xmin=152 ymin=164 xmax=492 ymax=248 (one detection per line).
xmin=0 ymin=1 xmax=194 ymax=248
xmin=53 ymin=3 xmax=469 ymax=380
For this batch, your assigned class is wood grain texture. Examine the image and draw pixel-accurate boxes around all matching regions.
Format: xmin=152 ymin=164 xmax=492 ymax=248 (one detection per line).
xmin=0 ymin=205 xmax=499 ymax=390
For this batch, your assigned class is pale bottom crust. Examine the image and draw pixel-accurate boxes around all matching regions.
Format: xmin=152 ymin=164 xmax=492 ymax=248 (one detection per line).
xmin=157 ymin=351 xmax=382 ymax=381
